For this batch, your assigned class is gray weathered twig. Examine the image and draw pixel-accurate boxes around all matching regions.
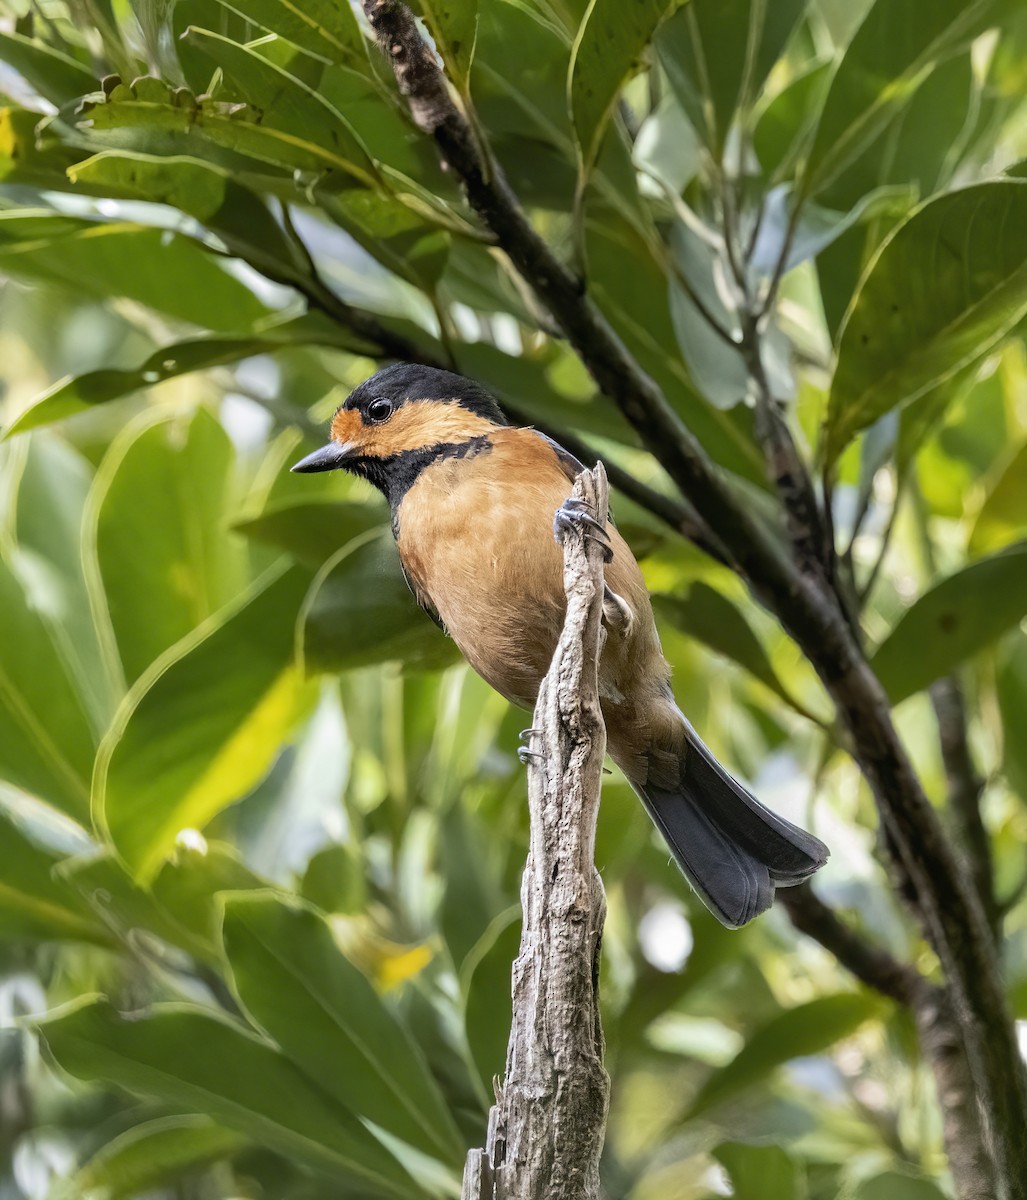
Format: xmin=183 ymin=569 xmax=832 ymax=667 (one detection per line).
xmin=462 ymin=465 xmax=611 ymax=1200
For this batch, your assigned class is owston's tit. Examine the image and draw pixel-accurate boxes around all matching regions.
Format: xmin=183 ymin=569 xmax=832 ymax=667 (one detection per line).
xmin=293 ymin=363 xmax=828 ymax=927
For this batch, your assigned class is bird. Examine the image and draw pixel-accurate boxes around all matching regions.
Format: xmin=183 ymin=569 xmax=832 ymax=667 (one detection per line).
xmin=292 ymin=362 xmax=828 ymax=927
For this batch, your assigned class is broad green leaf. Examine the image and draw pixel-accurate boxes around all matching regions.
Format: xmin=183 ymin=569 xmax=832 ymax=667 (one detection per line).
xmin=184 ymin=27 xmax=377 ymax=186
xmin=854 ymin=1172 xmax=947 ymax=1200
xmin=656 ymin=0 xmax=804 ymax=158
xmin=98 ymin=566 xmax=311 ymax=882
xmin=152 ymin=843 xmax=265 ymax=949
xmin=0 ymin=548 xmax=95 ymax=816
xmin=0 ymin=30 xmax=96 ymax=105
xmin=0 ymin=812 xmax=111 ymax=944
xmin=463 ymin=907 xmax=521 ymax=1093
xmin=66 ymin=150 xmax=303 ymax=266
xmin=0 ymin=213 xmax=270 ymax=333
xmin=39 ymin=998 xmax=423 ymax=1196
xmin=322 ymin=191 xmax=451 ymax=291
xmin=66 ymin=1115 xmax=247 ymax=1200
xmin=872 ymin=543 xmax=1027 ymax=704
xmin=237 ymin=500 xmax=387 ymax=568
xmin=997 ymin=632 xmax=1027 ymax=799
xmin=569 ymin=0 xmax=671 ymax=180
xmin=753 ymin=61 xmax=831 ymax=182
xmin=801 ymin=0 xmax=1005 ymax=197
xmin=583 ymin=208 xmax=767 ymax=482
xmin=215 ymin=0 xmax=370 ymax=71
xmin=92 ymin=409 xmax=250 ymax=683
xmin=11 ymin=435 xmax=122 ymax=736
xmin=300 ymin=842 xmax=366 ymax=914
xmin=969 ymin=442 xmax=1027 ymax=555
xmin=438 ymin=799 xmax=506 ymax=970
xmin=825 ymin=182 xmax=1027 ymax=467
xmin=410 ymin=0 xmax=479 ymax=94
xmin=6 ymin=316 xmax=371 ymax=436
xmin=0 ymin=106 xmax=79 ymax=188
xmin=301 ymin=532 xmax=457 ymax=674
xmin=713 ymin=1143 xmax=805 ymax=1200
xmin=221 ymin=892 xmax=464 ymax=1164
xmin=652 ymin=585 xmax=824 ymax=723
xmin=684 ymin=993 xmax=882 ymax=1117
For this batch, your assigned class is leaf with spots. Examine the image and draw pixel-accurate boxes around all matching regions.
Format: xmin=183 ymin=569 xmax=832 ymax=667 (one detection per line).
xmin=824 ymin=181 xmax=1027 ymax=468
xmin=569 ymin=0 xmax=673 ymax=184
xmin=872 ymin=543 xmax=1027 ymax=703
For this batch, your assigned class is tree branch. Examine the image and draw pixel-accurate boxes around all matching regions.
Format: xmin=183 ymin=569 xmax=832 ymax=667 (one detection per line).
xmin=362 ymin=8 xmax=1027 ymax=1191
xmin=463 ymin=465 xmax=611 ymax=1199
xmin=782 ymin=885 xmax=999 ymax=1200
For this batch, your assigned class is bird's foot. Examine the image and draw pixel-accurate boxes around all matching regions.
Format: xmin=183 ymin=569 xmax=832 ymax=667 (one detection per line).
xmin=553 ymin=496 xmax=613 ymax=562
xmin=518 ymin=727 xmax=545 ymax=765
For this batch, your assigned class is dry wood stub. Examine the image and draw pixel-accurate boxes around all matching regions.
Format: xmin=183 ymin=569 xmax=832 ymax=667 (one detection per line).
xmin=462 ymin=464 xmax=612 ymax=1200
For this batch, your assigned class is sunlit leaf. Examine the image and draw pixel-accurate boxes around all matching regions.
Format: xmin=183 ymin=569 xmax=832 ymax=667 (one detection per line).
xmin=969 ymin=441 xmax=1027 ymax=556
xmin=0 ymin=812 xmax=111 ymax=944
xmin=872 ymin=543 xmax=1027 ymax=703
xmin=221 ymin=891 xmax=464 ymax=1164
xmin=569 ymin=0 xmax=671 ymax=182
xmin=98 ymin=566 xmax=311 ymax=882
xmin=824 ymin=182 xmax=1027 ymax=466
xmin=684 ymin=993 xmax=882 ymax=1117
xmin=801 ymin=0 xmax=1006 ymax=197
xmin=713 ymin=1143 xmax=805 ymax=1200
xmin=39 ymin=998 xmax=424 ymax=1195
xmin=66 ymin=1115 xmax=247 ymax=1200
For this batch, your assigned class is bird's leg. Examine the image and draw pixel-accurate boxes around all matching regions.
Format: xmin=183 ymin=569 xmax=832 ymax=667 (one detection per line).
xmin=518 ymin=727 xmax=545 ymax=765
xmin=602 ymin=586 xmax=635 ymax=639
xmin=553 ymin=496 xmax=613 ymax=562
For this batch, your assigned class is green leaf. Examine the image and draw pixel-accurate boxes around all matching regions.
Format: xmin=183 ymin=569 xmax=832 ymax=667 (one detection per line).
xmin=802 ymin=0 xmax=1006 ymax=197
xmin=300 ymin=842 xmax=366 ymax=914
xmin=0 ymin=548 xmax=95 ymax=817
xmin=969 ymin=441 xmax=1027 ymax=555
xmin=301 ymin=532 xmax=457 ymax=674
xmin=221 ymin=891 xmax=464 ymax=1164
xmin=39 ymin=998 xmax=423 ymax=1196
xmin=997 ymin=632 xmax=1027 ymax=799
xmin=97 ymin=566 xmax=311 ymax=882
xmin=152 ymin=843 xmax=265 ymax=949
xmin=214 ymin=0 xmax=370 ymax=71
xmin=569 ymin=0 xmax=671 ymax=181
xmin=824 ymin=182 xmax=1027 ymax=467
xmin=5 ymin=316 xmax=370 ymax=436
xmin=656 ymin=0 xmax=804 ymax=158
xmin=66 ymin=1115 xmax=247 ymax=1200
xmin=0 ymin=213 xmax=270 ymax=333
xmin=871 ymin=543 xmax=1027 ymax=703
xmin=713 ymin=1143 xmax=805 ymax=1200
xmin=463 ymin=907 xmax=520 ymax=1095
xmin=0 ymin=812 xmax=111 ymax=944
xmin=0 ymin=106 xmax=79 ymax=189
xmin=685 ymin=993 xmax=882 ymax=1117
xmin=409 ymin=0 xmax=479 ymax=94
xmin=753 ymin=61 xmax=831 ymax=182
xmin=0 ymin=30 xmax=96 ymax=105
xmin=11 ymin=434 xmax=122 ymax=737
xmin=652 ymin=584 xmax=824 ymax=723
xmin=184 ymin=27 xmax=377 ymax=186
xmin=853 ymin=1172 xmax=947 ymax=1200
xmin=237 ymin=500 xmax=388 ymax=568
xmin=92 ymin=409 xmax=250 ymax=683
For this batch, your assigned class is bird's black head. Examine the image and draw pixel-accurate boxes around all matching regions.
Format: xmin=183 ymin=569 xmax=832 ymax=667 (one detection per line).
xmin=290 ymin=363 xmax=508 ymax=508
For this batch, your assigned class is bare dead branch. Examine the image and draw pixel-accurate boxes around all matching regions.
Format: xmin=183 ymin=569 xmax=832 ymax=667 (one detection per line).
xmin=462 ymin=465 xmax=611 ymax=1199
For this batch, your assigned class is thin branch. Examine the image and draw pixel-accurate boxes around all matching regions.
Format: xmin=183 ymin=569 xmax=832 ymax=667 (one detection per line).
xmin=782 ymin=886 xmax=998 ymax=1200
xmin=780 ymin=885 xmax=919 ymax=1005
xmin=361 ymin=9 xmax=1027 ymax=1188
xmin=930 ymin=677 xmax=998 ymax=939
xmin=463 ymin=465 xmax=611 ymax=1198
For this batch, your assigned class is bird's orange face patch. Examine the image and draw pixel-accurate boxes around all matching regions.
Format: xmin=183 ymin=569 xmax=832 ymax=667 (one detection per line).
xmin=329 ymin=399 xmax=497 ymax=458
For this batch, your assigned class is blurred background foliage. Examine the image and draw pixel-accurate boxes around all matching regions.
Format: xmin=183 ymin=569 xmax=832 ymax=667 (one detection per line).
xmin=0 ymin=0 xmax=1025 ymax=1197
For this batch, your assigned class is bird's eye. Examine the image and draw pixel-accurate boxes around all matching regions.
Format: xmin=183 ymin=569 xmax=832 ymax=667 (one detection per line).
xmin=366 ymin=398 xmax=394 ymax=424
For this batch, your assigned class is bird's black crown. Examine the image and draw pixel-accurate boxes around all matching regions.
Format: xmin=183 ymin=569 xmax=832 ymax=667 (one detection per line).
xmin=341 ymin=363 xmax=508 ymax=426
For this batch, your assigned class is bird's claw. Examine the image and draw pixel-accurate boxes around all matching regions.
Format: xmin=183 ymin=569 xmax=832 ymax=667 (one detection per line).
xmin=553 ymin=496 xmax=613 ymax=562
xmin=518 ymin=727 xmax=545 ymax=766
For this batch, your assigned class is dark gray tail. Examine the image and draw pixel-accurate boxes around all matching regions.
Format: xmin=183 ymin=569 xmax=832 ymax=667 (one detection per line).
xmin=635 ymin=723 xmax=828 ymax=928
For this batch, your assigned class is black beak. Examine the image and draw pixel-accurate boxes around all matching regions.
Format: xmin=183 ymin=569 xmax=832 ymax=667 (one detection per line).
xmin=290 ymin=442 xmax=356 ymax=473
